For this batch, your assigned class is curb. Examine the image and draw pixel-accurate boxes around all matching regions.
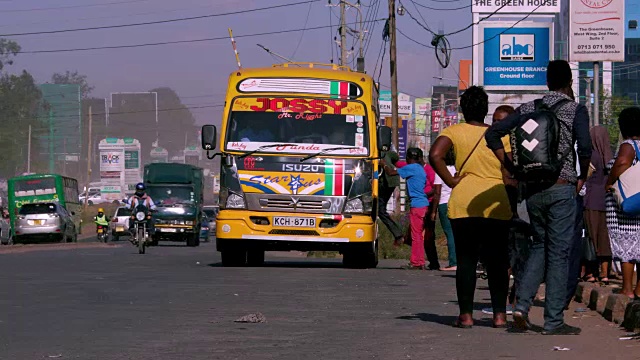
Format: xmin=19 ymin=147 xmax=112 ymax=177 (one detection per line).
xmin=574 ymin=281 xmax=635 ymax=328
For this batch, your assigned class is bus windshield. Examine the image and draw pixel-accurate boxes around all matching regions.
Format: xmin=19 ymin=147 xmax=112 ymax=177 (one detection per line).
xmin=225 ymin=97 xmax=369 ymax=156
xmin=13 ymin=178 xmax=56 ymax=197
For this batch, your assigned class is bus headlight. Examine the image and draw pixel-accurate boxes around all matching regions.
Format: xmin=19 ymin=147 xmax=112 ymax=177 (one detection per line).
xmin=344 ymin=194 xmax=373 ymax=214
xmin=220 ymin=187 xmax=246 ymax=210
xmin=226 ymin=193 xmax=246 ymax=209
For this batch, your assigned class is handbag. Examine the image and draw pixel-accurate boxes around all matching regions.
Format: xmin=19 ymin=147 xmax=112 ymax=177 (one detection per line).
xmin=613 ymin=140 xmax=640 ymax=215
xmin=582 ymin=231 xmax=597 ymax=262
xmin=455 ymin=129 xmax=487 ymax=177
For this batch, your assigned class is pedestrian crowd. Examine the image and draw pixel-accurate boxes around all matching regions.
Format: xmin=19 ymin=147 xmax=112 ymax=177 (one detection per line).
xmin=378 ymin=60 xmax=640 ymax=335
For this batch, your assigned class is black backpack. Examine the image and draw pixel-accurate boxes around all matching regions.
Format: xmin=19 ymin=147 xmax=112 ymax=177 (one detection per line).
xmin=511 ymin=99 xmax=572 ymax=183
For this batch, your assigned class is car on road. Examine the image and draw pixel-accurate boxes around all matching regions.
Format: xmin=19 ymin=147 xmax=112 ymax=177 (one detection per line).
xmin=199 ymin=213 xmax=211 ymax=242
xmin=79 ymin=189 xmax=109 ymax=205
xmin=202 ymin=206 xmax=219 ymax=237
xmin=14 ymin=203 xmax=77 ymax=244
xmin=109 ymin=206 xmax=131 ymax=241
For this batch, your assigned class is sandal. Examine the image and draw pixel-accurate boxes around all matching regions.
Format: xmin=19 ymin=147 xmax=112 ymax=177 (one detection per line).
xmin=599 ymin=277 xmax=610 ymax=286
xmin=452 ymin=320 xmax=473 ymax=329
xmin=452 ymin=315 xmax=473 ymax=329
xmin=582 ymin=275 xmax=596 ymax=283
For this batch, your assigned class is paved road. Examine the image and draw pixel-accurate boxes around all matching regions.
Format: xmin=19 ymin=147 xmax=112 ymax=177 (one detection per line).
xmin=1 ymin=241 xmax=638 ymax=360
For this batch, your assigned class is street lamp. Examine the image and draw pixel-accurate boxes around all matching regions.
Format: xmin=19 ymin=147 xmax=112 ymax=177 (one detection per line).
xmin=433 ymin=76 xmax=468 ymax=89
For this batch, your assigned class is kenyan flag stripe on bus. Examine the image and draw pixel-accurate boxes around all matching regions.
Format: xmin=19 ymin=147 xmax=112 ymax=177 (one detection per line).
xmin=324 ymin=159 xmax=345 ymax=196
xmin=330 ymin=81 xmax=358 ymax=99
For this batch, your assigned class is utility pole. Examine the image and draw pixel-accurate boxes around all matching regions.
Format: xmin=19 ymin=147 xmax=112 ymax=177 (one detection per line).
xmin=389 ymin=0 xmax=399 ymax=151
xmin=48 ymin=109 xmax=54 ymax=173
xmin=439 ymin=93 xmax=445 ymax=135
xmin=584 ymin=77 xmax=593 ymax=122
xmin=593 ymin=61 xmax=600 ymax=126
xmin=27 ymin=125 xmax=31 ymax=174
xmin=84 ymin=107 xmax=92 ymax=211
xmin=340 ymin=0 xmax=347 ymax=66
xmin=63 ymin=138 xmax=67 ymax=176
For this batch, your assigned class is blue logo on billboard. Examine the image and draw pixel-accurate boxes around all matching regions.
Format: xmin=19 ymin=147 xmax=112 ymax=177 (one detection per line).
xmin=500 ymin=34 xmax=534 ymax=61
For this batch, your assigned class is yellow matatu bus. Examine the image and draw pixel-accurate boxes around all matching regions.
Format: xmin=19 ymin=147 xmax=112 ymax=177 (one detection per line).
xmin=200 ymin=63 xmax=392 ymax=268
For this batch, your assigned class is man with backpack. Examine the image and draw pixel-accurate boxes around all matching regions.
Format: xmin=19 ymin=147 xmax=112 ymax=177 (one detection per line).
xmin=485 ymin=60 xmax=592 ymax=335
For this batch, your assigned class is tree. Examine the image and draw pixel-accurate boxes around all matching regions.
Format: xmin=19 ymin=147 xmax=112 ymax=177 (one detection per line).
xmin=51 ymin=70 xmax=94 ymax=99
xmin=0 ymin=39 xmax=45 ymax=177
xmin=0 ymin=70 xmax=45 ymax=177
xmin=600 ymin=90 xmax=634 ymax=148
xmin=0 ymin=39 xmax=20 ymax=71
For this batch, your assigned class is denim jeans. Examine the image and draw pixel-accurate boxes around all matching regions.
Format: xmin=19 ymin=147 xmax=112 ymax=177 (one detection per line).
xmin=515 ymin=184 xmax=577 ymax=331
xmin=566 ymin=195 xmax=585 ymax=307
xmin=438 ymin=203 xmax=456 ymax=267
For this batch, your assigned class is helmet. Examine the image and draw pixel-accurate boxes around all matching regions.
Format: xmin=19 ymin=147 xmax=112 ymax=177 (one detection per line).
xmin=98 ymin=208 xmax=104 ymax=213
xmin=135 ymin=183 xmax=145 ymax=191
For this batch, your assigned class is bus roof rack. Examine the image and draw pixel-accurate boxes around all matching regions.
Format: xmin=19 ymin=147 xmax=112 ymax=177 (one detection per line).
xmin=272 ymin=63 xmax=352 ymax=71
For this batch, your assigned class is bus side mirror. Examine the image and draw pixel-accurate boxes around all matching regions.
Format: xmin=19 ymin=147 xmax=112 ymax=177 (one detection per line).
xmin=377 ymin=126 xmax=392 ymax=152
xmin=201 ymin=125 xmax=217 ymax=151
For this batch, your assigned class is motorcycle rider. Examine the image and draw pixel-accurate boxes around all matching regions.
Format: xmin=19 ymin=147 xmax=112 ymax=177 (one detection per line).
xmin=94 ymin=208 xmax=110 ymax=238
xmin=127 ymin=183 xmax=157 ymax=237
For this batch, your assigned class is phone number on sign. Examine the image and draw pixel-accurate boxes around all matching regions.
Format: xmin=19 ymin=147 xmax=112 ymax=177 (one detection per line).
xmin=576 ymin=45 xmax=616 ymax=50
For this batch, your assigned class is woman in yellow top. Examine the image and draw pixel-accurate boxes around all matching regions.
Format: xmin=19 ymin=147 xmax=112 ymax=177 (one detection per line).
xmin=429 ymin=86 xmax=512 ymax=329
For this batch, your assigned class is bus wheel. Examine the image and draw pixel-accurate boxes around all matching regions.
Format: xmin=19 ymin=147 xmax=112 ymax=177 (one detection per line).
xmin=343 ymin=240 xmax=378 ymax=269
xmin=221 ymin=249 xmax=247 ymax=267
xmin=247 ymin=250 xmax=265 ymax=266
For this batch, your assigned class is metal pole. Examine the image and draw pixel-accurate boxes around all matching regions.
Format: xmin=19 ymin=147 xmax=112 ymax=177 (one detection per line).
xmin=84 ymin=107 xmax=92 ymax=211
xmin=63 ymin=138 xmax=67 ymax=176
xmin=340 ymin=0 xmax=347 ymax=66
xmin=593 ymin=61 xmax=600 ymax=126
xmin=585 ymin=77 xmax=592 ymax=122
xmin=439 ymin=93 xmax=445 ymax=135
xmin=49 ymin=109 xmax=54 ymax=173
xmin=155 ymin=92 xmax=159 ymax=146
xmin=27 ymin=125 xmax=31 ymax=174
xmin=389 ymin=0 xmax=399 ymax=152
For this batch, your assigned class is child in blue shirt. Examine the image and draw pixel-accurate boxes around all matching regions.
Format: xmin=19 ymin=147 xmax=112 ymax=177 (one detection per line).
xmin=381 ymin=147 xmax=429 ymax=269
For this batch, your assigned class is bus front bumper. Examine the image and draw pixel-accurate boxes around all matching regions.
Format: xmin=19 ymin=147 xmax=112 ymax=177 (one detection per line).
xmin=214 ymin=210 xmax=376 ymax=252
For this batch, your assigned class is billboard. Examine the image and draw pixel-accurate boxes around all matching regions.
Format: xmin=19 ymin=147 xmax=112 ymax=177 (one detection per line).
xmin=100 ymin=151 xmax=123 ymax=172
xmin=481 ymin=23 xmax=553 ymax=90
xmin=150 ymin=147 xmax=169 ymax=163
xmin=569 ymin=0 xmax=625 ymax=62
xmin=472 ymin=0 xmax=560 ymax=14
xmin=379 ymin=92 xmax=413 ymax=115
xmin=414 ymin=98 xmax=431 ymax=136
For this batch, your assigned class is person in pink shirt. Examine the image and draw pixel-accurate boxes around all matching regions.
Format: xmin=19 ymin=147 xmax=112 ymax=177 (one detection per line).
xmin=397 ymin=149 xmax=440 ymax=270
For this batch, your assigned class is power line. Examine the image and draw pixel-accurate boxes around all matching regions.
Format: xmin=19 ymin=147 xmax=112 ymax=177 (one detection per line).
xmin=21 ymin=19 xmax=386 ymax=54
xmin=1 ymin=0 xmax=321 ymax=37
xmin=397 ymin=27 xmax=433 ymax=49
xmin=291 ymin=1 xmax=314 ymax=59
xmin=450 ymin=5 xmax=541 ymax=50
xmin=411 ymin=1 xmax=470 ymax=11
xmin=0 ymin=0 xmax=151 ymax=13
xmin=408 ymin=0 xmax=434 ymax=33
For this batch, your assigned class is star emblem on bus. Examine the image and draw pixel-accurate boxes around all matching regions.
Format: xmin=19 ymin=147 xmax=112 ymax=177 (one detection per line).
xmin=287 ymin=174 xmax=303 ymax=194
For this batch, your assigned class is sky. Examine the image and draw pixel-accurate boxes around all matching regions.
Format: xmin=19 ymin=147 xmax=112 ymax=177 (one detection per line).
xmin=0 ymin=0 xmax=473 ymax=125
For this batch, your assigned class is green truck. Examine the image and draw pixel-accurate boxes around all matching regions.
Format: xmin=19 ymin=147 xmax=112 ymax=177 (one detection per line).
xmin=144 ymin=163 xmax=204 ymax=247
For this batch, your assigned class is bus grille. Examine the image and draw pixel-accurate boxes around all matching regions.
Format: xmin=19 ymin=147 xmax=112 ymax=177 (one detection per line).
xmin=260 ymin=198 xmax=328 ymax=210
xmin=269 ymin=229 xmax=319 ymax=236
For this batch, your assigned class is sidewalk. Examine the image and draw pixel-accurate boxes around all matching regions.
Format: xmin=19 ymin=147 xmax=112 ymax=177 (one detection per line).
xmin=573 ymin=280 xmax=640 ymax=333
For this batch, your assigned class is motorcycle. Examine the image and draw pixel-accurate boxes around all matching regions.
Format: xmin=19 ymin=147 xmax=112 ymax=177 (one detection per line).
xmin=96 ymin=225 xmax=108 ymax=243
xmin=131 ymin=204 xmax=152 ymax=254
